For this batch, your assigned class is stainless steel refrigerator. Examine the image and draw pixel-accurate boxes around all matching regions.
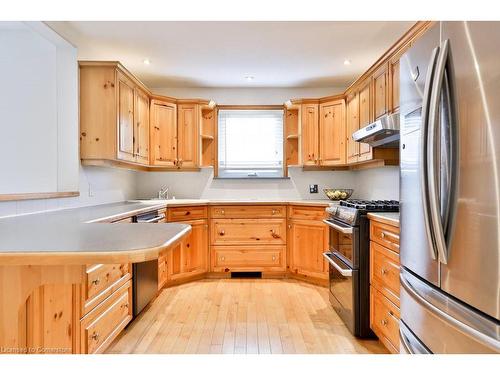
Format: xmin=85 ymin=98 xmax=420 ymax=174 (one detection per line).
xmin=399 ymin=21 xmax=500 ymax=354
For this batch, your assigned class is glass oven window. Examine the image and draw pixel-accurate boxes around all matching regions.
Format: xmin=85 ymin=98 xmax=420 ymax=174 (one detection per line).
xmin=329 ymin=227 xmax=353 ymax=264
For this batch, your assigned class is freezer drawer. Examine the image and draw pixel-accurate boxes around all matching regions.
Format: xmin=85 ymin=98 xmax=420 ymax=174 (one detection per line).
xmin=400 ymin=268 xmax=500 ymax=353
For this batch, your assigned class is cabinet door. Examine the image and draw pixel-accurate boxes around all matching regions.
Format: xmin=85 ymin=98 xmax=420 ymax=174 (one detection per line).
xmin=319 ymin=100 xmax=346 ymax=166
xmin=300 ymin=103 xmax=319 ymax=166
xmin=373 ymin=64 xmax=388 ymax=120
xmin=117 ymin=73 xmax=135 ymax=162
xmin=150 ymin=101 xmax=177 ymax=167
xmin=389 ymin=58 xmax=400 ymax=114
xmin=134 ymin=89 xmax=150 ymax=165
xmin=346 ymin=92 xmax=360 ymax=163
xmin=177 ymin=104 xmax=200 ymax=169
xmin=358 ymin=80 xmax=373 ymax=161
xmin=168 ymin=219 xmax=208 ymax=281
xmin=288 ymin=219 xmax=329 ymax=280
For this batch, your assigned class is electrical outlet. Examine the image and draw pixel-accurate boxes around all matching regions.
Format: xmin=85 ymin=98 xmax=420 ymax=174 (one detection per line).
xmin=309 ymin=184 xmax=318 ymax=194
xmin=88 ymin=183 xmax=94 ymax=197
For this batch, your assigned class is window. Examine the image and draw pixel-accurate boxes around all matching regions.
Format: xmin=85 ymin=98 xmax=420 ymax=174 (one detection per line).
xmin=218 ymin=109 xmax=284 ymax=178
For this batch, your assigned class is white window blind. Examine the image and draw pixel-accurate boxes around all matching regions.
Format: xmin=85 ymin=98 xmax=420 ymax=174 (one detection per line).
xmin=218 ymin=109 xmax=284 ymax=178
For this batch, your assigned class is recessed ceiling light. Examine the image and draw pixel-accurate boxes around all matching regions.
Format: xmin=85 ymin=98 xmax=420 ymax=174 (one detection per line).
xmin=245 ymin=75 xmax=255 ymax=82
xmin=143 ymin=58 xmax=151 ymax=65
xmin=344 ymin=59 xmax=351 ymax=66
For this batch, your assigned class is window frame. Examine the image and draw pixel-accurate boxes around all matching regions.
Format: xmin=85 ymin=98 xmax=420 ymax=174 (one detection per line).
xmin=215 ymin=105 xmax=286 ymax=179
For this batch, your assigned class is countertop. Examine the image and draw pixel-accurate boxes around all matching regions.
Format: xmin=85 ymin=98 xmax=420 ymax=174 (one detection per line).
xmin=367 ymin=212 xmax=400 ymax=227
xmin=0 ymin=201 xmax=191 ymax=265
xmin=0 ymin=198 xmax=334 ymax=265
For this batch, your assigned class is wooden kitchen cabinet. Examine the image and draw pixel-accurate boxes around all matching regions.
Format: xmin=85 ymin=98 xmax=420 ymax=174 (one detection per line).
xmin=389 ymin=58 xmax=400 ymax=114
xmin=369 ymin=216 xmax=401 ymax=353
xmin=287 ymin=206 xmax=329 ymax=283
xmin=319 ymin=99 xmax=346 ymax=166
xmin=373 ymin=64 xmax=389 ymax=120
xmin=177 ymin=103 xmax=201 ymax=169
xmin=346 ymin=92 xmax=360 ymax=164
xmin=357 ymin=79 xmax=373 ymax=162
xmin=80 ymin=63 xmax=150 ymax=167
xmin=301 ymin=103 xmax=319 ymax=166
xmin=167 ymin=219 xmax=209 ymax=282
xmin=150 ymin=99 xmax=178 ymax=167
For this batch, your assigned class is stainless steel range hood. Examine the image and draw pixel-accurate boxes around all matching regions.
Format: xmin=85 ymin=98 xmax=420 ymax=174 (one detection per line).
xmin=352 ymin=113 xmax=400 ymax=148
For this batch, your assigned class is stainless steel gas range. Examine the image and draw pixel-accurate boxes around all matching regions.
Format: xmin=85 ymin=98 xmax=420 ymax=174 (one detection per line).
xmin=323 ymin=199 xmax=399 ymax=338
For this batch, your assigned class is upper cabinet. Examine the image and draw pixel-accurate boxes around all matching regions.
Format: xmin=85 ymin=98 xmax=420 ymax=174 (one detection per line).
xmin=319 ymin=99 xmax=346 ymax=166
xmin=177 ymin=103 xmax=201 ymax=169
xmin=373 ymin=64 xmax=388 ymax=120
xmin=79 ymin=62 xmax=214 ymax=171
xmin=357 ymin=78 xmax=374 ymax=162
xmin=80 ymin=63 xmax=150 ymax=167
xmin=150 ymin=99 xmax=177 ymax=167
xmin=300 ymin=103 xmax=320 ymax=166
xmin=346 ymin=92 xmax=360 ymax=164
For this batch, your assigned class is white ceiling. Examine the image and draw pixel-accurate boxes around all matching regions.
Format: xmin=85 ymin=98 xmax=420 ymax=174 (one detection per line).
xmin=47 ymin=21 xmax=414 ymax=89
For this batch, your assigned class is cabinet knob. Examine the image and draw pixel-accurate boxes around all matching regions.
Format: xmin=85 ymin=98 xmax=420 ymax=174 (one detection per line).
xmin=91 ymin=278 xmax=100 ymax=286
xmin=381 ymin=268 xmax=388 ymax=276
xmin=121 ymin=303 xmax=129 ymax=309
xmin=220 ymin=209 xmax=225 ymax=215
xmin=270 ymin=229 xmax=280 ymax=239
xmin=272 ymin=255 xmax=276 ymax=261
xmin=380 ymin=232 xmax=386 ymax=239
xmin=219 ymin=230 xmax=225 ymax=236
xmin=90 ymin=332 xmax=100 ymax=341
xmin=380 ymin=319 xmax=388 ymax=326
xmin=220 ymin=256 xmax=225 ymax=261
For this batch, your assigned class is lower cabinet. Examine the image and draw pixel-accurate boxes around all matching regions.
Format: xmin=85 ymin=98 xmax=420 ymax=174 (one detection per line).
xmin=164 ymin=206 xmax=209 ymax=285
xmin=212 ymin=246 xmax=285 ymax=272
xmin=369 ymin=217 xmax=400 ymax=353
xmin=79 ymin=280 xmax=133 ymax=354
xmin=287 ymin=217 xmax=329 ymax=282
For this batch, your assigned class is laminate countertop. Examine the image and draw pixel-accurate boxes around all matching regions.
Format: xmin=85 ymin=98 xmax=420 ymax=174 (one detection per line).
xmin=367 ymin=212 xmax=400 ymax=227
xmin=0 ymin=201 xmax=191 ymax=265
xmin=0 ymin=199 xmax=335 ymax=265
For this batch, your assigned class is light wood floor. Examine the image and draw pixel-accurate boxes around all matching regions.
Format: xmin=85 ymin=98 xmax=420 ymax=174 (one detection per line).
xmin=106 ymin=278 xmax=388 ymax=354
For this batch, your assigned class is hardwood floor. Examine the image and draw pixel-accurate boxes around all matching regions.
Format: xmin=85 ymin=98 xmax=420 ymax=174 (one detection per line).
xmin=106 ymin=279 xmax=388 ymax=354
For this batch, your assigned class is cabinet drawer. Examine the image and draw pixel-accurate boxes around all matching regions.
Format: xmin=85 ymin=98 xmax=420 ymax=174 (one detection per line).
xmin=370 ymin=241 xmax=400 ymax=307
xmin=370 ymin=221 xmax=400 ymax=253
xmin=212 ymin=246 xmax=285 ymax=271
xmin=83 ymin=263 xmax=131 ymax=315
xmin=210 ymin=205 xmax=286 ymax=218
xmin=371 ymin=286 xmax=400 ymax=352
xmin=211 ymin=218 xmax=286 ymax=245
xmin=80 ymin=280 xmax=133 ymax=354
xmin=288 ymin=205 xmax=328 ymax=220
xmin=167 ymin=206 xmax=207 ymax=221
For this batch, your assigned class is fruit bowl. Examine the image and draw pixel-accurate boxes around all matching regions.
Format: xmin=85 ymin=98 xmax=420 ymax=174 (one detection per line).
xmin=323 ymin=188 xmax=354 ymax=201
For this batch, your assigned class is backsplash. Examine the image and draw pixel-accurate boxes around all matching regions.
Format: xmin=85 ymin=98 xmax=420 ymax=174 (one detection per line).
xmin=135 ymin=166 xmax=399 ymax=201
xmin=0 ymin=166 xmax=137 ymax=218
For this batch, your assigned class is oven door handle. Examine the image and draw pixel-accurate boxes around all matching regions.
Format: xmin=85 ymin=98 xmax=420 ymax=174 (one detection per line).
xmin=322 ymin=219 xmax=353 ymax=234
xmin=323 ymin=252 xmax=353 ymax=277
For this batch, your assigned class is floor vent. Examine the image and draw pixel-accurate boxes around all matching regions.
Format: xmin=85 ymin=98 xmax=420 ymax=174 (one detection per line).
xmin=231 ymin=272 xmax=262 ymax=279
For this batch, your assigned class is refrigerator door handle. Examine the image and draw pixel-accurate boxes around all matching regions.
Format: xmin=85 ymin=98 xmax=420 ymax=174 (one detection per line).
xmin=420 ymin=45 xmax=440 ymax=260
xmin=427 ymin=39 xmax=459 ymax=265
xmin=400 ymin=270 xmax=500 ymax=353
xmin=399 ymin=321 xmax=432 ymax=354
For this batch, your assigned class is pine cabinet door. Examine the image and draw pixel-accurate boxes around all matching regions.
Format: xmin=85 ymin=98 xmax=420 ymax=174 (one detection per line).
xmin=300 ymin=103 xmax=319 ymax=166
xmin=177 ymin=104 xmax=200 ymax=169
xmin=117 ymin=73 xmax=135 ymax=162
xmin=373 ymin=64 xmax=388 ymax=120
xmin=289 ymin=219 xmax=329 ymax=280
xmin=319 ymin=100 xmax=346 ymax=166
xmin=150 ymin=100 xmax=178 ymax=167
xmin=346 ymin=92 xmax=360 ymax=164
xmin=134 ymin=89 xmax=150 ymax=165
xmin=358 ymin=80 xmax=373 ymax=161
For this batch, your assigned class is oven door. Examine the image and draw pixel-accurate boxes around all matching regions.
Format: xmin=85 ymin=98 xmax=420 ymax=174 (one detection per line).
xmin=323 ymin=251 xmax=359 ymax=335
xmin=323 ymin=219 xmax=358 ymax=268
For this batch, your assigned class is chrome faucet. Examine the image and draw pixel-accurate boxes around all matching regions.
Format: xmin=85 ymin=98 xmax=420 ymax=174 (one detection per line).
xmin=158 ymin=186 xmax=169 ymax=200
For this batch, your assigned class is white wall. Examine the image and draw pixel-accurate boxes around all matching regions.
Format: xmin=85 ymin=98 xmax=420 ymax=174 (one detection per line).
xmin=0 ymin=22 xmax=79 ymax=194
xmin=0 ymin=166 xmax=137 ymax=217
xmin=152 ymin=87 xmax=343 ymax=105
xmin=134 ymin=165 xmax=399 ymax=201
